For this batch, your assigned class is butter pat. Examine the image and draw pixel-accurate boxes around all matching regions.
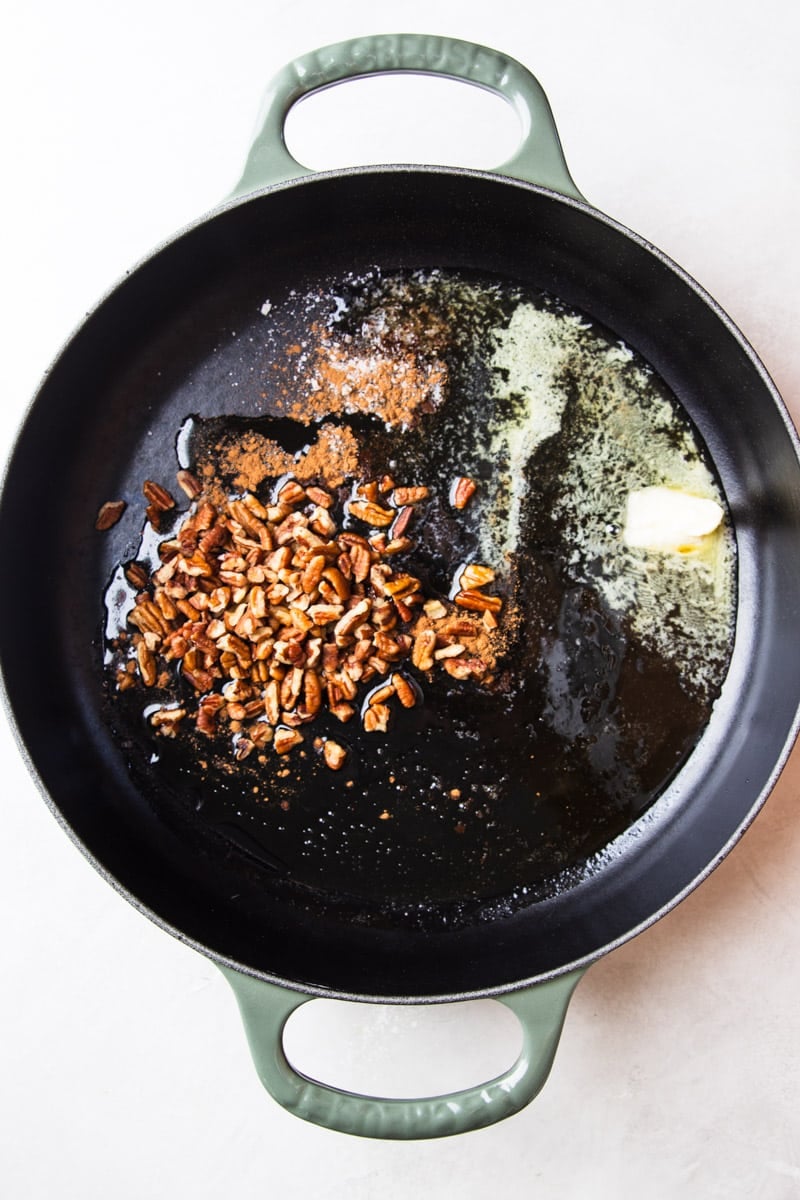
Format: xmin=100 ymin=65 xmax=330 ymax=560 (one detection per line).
xmin=623 ymin=486 xmax=724 ymax=552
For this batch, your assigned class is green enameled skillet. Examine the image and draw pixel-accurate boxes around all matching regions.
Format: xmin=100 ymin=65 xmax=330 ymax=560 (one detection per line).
xmin=1 ymin=34 xmax=799 ymax=1139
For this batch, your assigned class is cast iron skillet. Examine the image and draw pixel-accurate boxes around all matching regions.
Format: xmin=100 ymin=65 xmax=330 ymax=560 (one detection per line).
xmin=2 ymin=35 xmax=800 ymax=1139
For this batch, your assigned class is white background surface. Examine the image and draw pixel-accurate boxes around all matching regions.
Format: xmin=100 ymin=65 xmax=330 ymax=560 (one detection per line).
xmin=1 ymin=1 xmax=799 ymax=1196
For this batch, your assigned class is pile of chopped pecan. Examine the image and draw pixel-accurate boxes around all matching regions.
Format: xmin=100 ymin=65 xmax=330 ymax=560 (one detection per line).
xmin=113 ymin=471 xmax=502 ymax=768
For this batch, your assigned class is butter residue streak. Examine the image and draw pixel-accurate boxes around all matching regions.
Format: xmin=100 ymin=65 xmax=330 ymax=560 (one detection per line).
xmin=486 ymin=305 xmax=579 ymax=558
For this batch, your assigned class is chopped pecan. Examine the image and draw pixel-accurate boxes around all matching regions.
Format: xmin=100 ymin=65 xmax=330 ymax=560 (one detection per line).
xmin=274 ymin=726 xmax=304 ymax=755
xmin=368 ymin=681 xmax=396 ymax=706
xmin=322 ymin=566 xmax=350 ymax=602
xmin=241 ymin=492 xmax=269 ymax=520
xmin=391 ymin=673 xmax=418 ymax=708
xmin=149 ymin=706 xmax=186 ymax=736
xmin=391 ymin=486 xmax=429 ymax=506
xmin=96 ymin=500 xmax=127 ymax=531
xmin=129 ymin=598 xmax=170 ymax=637
xmin=250 ymin=723 xmax=274 ymax=748
xmin=334 ymin=598 xmax=372 ymax=645
xmin=459 ymin=564 xmax=495 ymax=590
xmin=229 ymin=499 xmax=271 ymax=544
xmin=454 ymin=589 xmax=502 ymax=614
xmin=363 ymin=703 xmax=391 ymax=733
xmin=347 ymin=500 xmax=395 ymax=527
xmin=306 ymin=485 xmax=333 ymax=509
xmin=154 ymin=590 xmax=178 ymax=621
xmin=196 ymin=692 xmax=225 ymax=736
xmin=183 ymin=665 xmax=216 ymax=692
xmin=384 ymin=536 xmax=413 ymax=556
xmin=308 ymin=602 xmax=345 ymax=625
xmin=423 ymin=598 xmax=448 ymax=620
xmin=136 ymin=641 xmax=157 ymax=686
xmin=264 ymin=679 xmax=281 ymax=725
xmin=393 ymin=597 xmax=413 ymax=623
xmin=143 ymin=480 xmax=176 ymax=511
xmin=374 ymin=632 xmax=406 ymax=661
xmin=125 ymin=561 xmax=149 ymax=589
xmin=299 ymin=668 xmax=322 ymax=718
xmin=451 ymin=476 xmax=477 ymax=509
xmin=434 ymin=642 xmax=466 ymax=660
xmin=233 ymin=737 xmax=255 ymax=761
xmin=390 ymin=506 xmax=415 ymax=539
xmin=443 ymin=656 xmax=488 ymax=680
xmin=277 ymin=480 xmax=306 ymax=507
xmin=310 ymin=506 xmax=337 ymax=537
xmin=383 ymin=573 xmax=421 ymax=600
xmin=329 ymin=701 xmax=356 ymax=723
xmin=357 ymin=480 xmax=380 ymax=502
xmin=109 ymin=460 xmax=502 ymax=767
xmin=349 ymin=541 xmax=372 ymax=583
xmin=411 ymin=627 xmax=437 ymax=671
xmin=176 ymin=469 xmax=202 ymax=499
xmin=322 ymin=739 xmax=347 ymax=770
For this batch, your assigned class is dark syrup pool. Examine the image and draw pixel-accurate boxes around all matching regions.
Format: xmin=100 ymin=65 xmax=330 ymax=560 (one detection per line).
xmin=103 ymin=269 xmax=736 ymax=923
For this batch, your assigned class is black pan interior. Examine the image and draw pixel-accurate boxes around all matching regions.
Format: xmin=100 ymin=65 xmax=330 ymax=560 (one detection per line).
xmin=2 ymin=168 xmax=799 ymax=998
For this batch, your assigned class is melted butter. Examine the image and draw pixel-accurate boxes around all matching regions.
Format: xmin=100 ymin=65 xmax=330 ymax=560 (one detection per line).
xmin=468 ymin=295 xmax=735 ymax=703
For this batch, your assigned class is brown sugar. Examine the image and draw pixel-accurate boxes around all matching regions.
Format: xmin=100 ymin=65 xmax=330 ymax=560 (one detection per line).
xmin=208 ymin=422 xmax=361 ymax=493
xmin=277 ymin=332 xmax=448 ymax=429
xmin=293 ymin=424 xmax=360 ymax=487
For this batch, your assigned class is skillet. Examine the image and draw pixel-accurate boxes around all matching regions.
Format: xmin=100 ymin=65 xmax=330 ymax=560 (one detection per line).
xmin=1 ymin=34 xmax=799 ymax=1138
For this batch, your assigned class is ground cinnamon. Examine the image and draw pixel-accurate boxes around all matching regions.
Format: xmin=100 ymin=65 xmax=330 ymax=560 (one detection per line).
xmin=205 ymin=421 xmax=361 ymax=493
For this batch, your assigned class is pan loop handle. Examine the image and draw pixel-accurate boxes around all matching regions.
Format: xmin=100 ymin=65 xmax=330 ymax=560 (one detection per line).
xmin=231 ymin=33 xmax=584 ymax=201
xmin=219 ymin=965 xmax=586 ymax=1140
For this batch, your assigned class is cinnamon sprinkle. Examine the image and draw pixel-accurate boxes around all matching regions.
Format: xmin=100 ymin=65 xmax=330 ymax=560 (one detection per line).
xmin=207 ymin=422 xmax=361 ymax=493
xmin=277 ymin=331 xmax=448 ymax=429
